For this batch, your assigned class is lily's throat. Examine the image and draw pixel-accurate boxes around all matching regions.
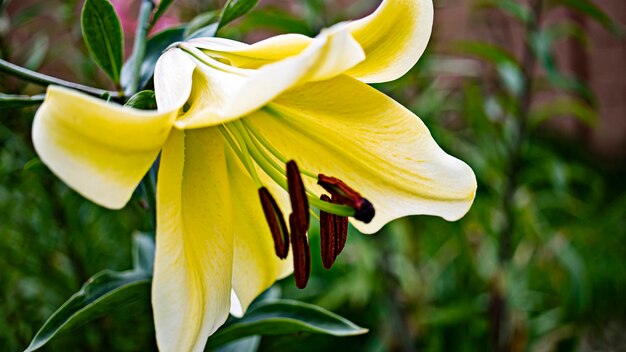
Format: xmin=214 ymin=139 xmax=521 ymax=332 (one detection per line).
xmin=218 ymin=117 xmax=376 ymax=288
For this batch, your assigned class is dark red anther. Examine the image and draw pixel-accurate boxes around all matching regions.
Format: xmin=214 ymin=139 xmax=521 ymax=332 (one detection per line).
xmin=287 ymin=161 xmax=309 ymax=232
xmin=318 ymin=174 xmax=375 ymax=223
xmin=289 ymin=213 xmax=311 ymax=289
xmin=259 ymin=187 xmax=289 ymax=259
xmin=320 ymin=194 xmax=349 ymax=269
xmin=333 ymin=194 xmax=349 ymax=258
xmin=319 ymin=194 xmax=336 ymax=269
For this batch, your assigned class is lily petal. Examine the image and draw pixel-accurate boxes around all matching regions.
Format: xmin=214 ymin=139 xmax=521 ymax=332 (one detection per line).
xmin=248 ymin=75 xmax=476 ymax=233
xmin=344 ymin=0 xmax=434 ymax=83
xmin=175 ymin=25 xmax=364 ymax=129
xmin=191 ymin=0 xmax=433 ymax=83
xmin=154 ymin=48 xmax=197 ymax=111
xmin=189 ymin=34 xmax=311 ymax=68
xmin=226 ymin=149 xmax=292 ymax=317
xmin=153 ymin=128 xmax=233 ymax=352
xmin=32 ymin=86 xmax=177 ymax=209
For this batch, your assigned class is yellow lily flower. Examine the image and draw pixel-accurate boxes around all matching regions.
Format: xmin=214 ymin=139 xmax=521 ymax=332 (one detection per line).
xmin=32 ymin=0 xmax=476 ymax=350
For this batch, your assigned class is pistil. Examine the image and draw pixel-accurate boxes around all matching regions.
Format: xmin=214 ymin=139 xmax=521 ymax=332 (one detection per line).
xmin=318 ymin=174 xmax=375 ymax=223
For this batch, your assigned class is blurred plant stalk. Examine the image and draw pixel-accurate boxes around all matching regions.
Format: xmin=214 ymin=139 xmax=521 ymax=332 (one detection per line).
xmin=491 ymin=0 xmax=544 ymax=351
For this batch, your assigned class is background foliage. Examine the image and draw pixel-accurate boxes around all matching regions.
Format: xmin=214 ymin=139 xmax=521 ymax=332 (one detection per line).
xmin=0 ymin=0 xmax=624 ymax=351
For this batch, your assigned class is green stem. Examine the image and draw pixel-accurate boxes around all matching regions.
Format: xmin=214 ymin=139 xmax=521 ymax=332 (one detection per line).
xmin=126 ymin=0 xmax=156 ymax=95
xmin=0 ymin=59 xmax=120 ymax=98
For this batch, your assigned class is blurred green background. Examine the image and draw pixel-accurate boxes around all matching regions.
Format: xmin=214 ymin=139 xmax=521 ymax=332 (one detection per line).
xmin=1 ymin=0 xmax=624 ymax=351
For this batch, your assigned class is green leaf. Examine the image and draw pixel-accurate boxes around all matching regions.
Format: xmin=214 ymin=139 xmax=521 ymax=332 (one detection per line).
xmin=125 ymin=90 xmax=157 ymax=110
xmin=0 ymin=93 xmax=44 ymax=110
xmin=218 ymin=0 xmax=260 ymax=31
xmin=224 ymin=8 xmax=313 ymax=36
xmin=132 ymin=231 xmax=155 ymax=273
xmin=24 ymin=233 xmax=154 ymax=352
xmin=23 ymin=34 xmax=49 ymax=71
xmin=205 ymin=299 xmax=368 ymax=349
xmin=184 ymin=10 xmax=220 ymax=38
xmin=530 ymin=31 xmax=595 ymax=102
xmin=121 ymin=26 xmax=185 ymax=94
xmin=186 ymin=22 xmax=219 ymax=40
xmin=215 ymin=336 xmax=261 ymax=352
xmin=152 ymin=0 xmax=175 ymax=28
xmin=528 ymin=96 xmax=597 ymax=128
xmin=455 ymin=42 xmax=520 ymax=68
xmin=81 ymin=0 xmax=124 ymax=84
xmin=553 ymin=0 xmax=623 ymax=36
xmin=477 ymin=0 xmax=532 ymax=24
xmin=497 ymin=62 xmax=524 ymax=98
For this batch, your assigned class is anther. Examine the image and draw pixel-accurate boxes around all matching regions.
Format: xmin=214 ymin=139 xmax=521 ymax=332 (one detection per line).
xmin=332 ymin=195 xmax=349 ymax=259
xmin=258 ymin=187 xmax=289 ymax=259
xmin=289 ymin=213 xmax=311 ymax=289
xmin=319 ymin=195 xmax=336 ymax=269
xmin=287 ymin=161 xmax=309 ymax=232
xmin=318 ymin=174 xmax=375 ymax=223
xmin=320 ymin=195 xmax=349 ymax=269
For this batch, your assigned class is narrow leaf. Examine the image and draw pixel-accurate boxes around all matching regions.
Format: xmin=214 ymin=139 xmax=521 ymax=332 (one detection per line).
xmin=477 ymin=0 xmax=532 ymax=24
xmin=205 ymin=299 xmax=368 ymax=349
xmin=24 ymin=234 xmax=154 ymax=352
xmin=455 ymin=42 xmax=521 ymax=68
xmin=152 ymin=0 xmax=175 ymax=28
xmin=121 ymin=26 xmax=185 ymax=94
xmin=184 ymin=10 xmax=220 ymax=38
xmin=554 ymin=0 xmax=623 ymax=36
xmin=24 ymin=271 xmax=150 ymax=352
xmin=186 ymin=23 xmax=219 ymax=40
xmin=218 ymin=0 xmax=260 ymax=30
xmin=81 ymin=0 xmax=124 ymax=84
xmin=529 ymin=96 xmax=597 ymax=128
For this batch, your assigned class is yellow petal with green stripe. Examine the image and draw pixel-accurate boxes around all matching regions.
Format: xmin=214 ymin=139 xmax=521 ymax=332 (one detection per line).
xmin=190 ymin=0 xmax=433 ymax=83
xmin=226 ymin=148 xmax=292 ymax=317
xmin=153 ymin=128 xmax=233 ymax=352
xmin=174 ymin=26 xmax=364 ymax=129
xmin=248 ymin=74 xmax=476 ymax=233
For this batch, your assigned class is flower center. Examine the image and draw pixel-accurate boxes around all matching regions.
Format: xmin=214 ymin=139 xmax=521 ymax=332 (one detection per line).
xmin=218 ymin=111 xmax=375 ymax=288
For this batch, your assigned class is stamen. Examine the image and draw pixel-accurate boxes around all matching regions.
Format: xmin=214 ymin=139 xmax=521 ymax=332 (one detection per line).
xmin=286 ymin=161 xmax=309 ymax=232
xmin=233 ymin=120 xmax=355 ymax=218
xmin=318 ymin=174 xmax=375 ymax=223
xmin=319 ymin=195 xmax=349 ymax=269
xmin=258 ymin=187 xmax=290 ymax=259
xmin=242 ymin=118 xmax=317 ymax=179
xmin=220 ymin=125 xmax=262 ymax=187
xmin=289 ymin=213 xmax=311 ymax=289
